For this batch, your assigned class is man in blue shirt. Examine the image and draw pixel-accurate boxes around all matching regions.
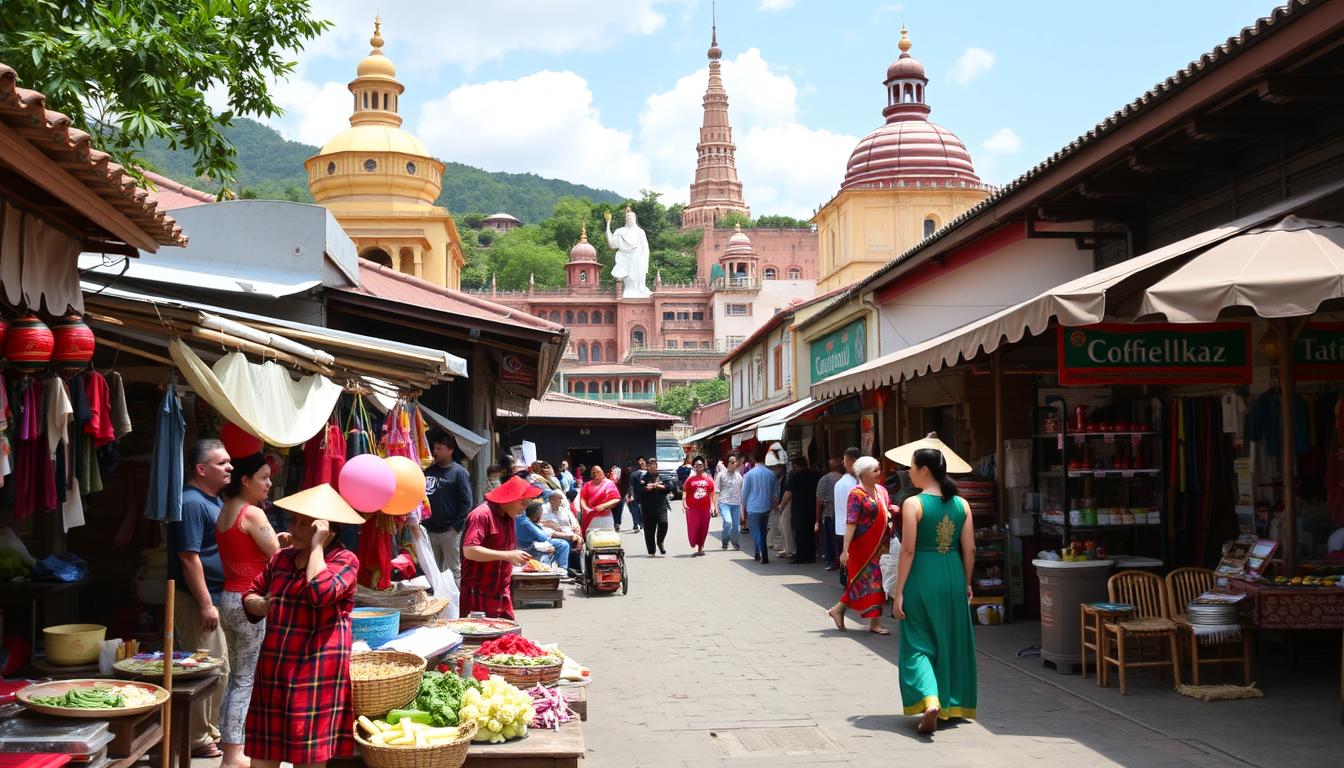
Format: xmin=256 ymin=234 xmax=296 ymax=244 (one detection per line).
xmin=558 ymin=459 xmax=575 ymax=496
xmin=742 ymin=452 xmax=781 ymax=564
xmin=167 ymin=438 xmax=232 ymax=758
xmin=517 ymin=501 xmax=570 ymax=570
xmin=424 ymin=434 xmax=474 ymax=585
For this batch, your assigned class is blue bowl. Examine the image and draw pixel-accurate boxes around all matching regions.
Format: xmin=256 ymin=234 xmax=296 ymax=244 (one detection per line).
xmin=351 ymin=608 xmax=401 ymax=648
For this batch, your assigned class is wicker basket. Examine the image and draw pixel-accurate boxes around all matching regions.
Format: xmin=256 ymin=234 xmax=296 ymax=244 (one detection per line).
xmin=473 ymin=656 xmax=563 ymax=687
xmin=350 ymin=651 xmax=427 ymax=716
xmin=354 ymin=719 xmax=477 ymax=768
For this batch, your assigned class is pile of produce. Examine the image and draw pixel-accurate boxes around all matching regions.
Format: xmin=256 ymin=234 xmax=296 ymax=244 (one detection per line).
xmin=475 ymin=636 xmax=560 ymax=667
xmin=350 ymin=656 xmax=423 ymax=681
xmin=458 ymin=676 xmax=535 ymax=743
xmin=117 ymin=650 xmax=220 ymax=676
xmin=526 ymin=684 xmax=575 ymax=731
xmin=32 ymin=684 xmax=156 ymax=709
xmin=410 ymin=670 xmax=479 ymax=727
xmin=357 ymin=713 xmax=468 ymax=747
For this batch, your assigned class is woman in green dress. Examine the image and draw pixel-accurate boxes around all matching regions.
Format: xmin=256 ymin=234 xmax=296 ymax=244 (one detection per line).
xmin=890 ymin=435 xmax=977 ymax=734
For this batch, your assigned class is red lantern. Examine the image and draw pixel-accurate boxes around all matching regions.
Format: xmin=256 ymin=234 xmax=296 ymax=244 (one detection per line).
xmin=4 ymin=314 xmax=54 ymax=370
xmin=52 ymin=314 xmax=96 ymax=370
xmin=220 ymin=422 xmax=264 ymax=459
xmin=0 ymin=318 xmax=8 ymax=352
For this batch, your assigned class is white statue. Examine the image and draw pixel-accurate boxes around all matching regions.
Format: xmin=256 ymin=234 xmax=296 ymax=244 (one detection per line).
xmin=605 ymin=208 xmax=652 ymax=299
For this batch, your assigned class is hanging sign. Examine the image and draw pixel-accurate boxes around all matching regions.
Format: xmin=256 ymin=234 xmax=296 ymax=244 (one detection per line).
xmin=810 ymin=319 xmax=867 ymax=381
xmin=500 ymin=353 xmax=537 ymax=387
xmin=1294 ymin=322 xmax=1344 ymax=382
xmin=1057 ymin=323 xmax=1251 ymax=385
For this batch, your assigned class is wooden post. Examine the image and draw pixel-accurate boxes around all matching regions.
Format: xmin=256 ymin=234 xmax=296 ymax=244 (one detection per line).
xmin=993 ymin=350 xmax=1005 ymax=527
xmin=1276 ymin=319 xmax=1298 ymax=574
xmin=162 ymin=579 xmax=174 ymax=768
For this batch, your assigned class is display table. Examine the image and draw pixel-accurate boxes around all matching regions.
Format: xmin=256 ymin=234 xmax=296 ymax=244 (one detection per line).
xmin=1224 ymin=581 xmax=1344 ymax=723
xmin=462 ymin=717 xmax=584 ymax=768
xmin=511 ymin=573 xmax=565 ymax=610
xmin=167 ymin=674 xmax=220 ymax=768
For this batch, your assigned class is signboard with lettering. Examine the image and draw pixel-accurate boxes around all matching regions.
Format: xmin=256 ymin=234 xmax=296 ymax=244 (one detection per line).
xmin=1057 ymin=323 xmax=1251 ymax=385
xmin=810 ymin=319 xmax=867 ymax=382
xmin=1294 ymin=322 xmax=1344 ymax=381
xmin=500 ymin=353 xmax=537 ymax=387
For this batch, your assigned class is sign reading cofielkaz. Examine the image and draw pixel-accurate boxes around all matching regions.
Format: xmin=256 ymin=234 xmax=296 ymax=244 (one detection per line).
xmin=1295 ymin=322 xmax=1344 ymax=382
xmin=1057 ymin=323 xmax=1251 ymax=385
xmin=811 ymin=319 xmax=866 ymax=381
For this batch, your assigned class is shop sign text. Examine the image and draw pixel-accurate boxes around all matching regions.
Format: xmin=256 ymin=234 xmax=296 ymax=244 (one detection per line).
xmin=1058 ymin=323 xmax=1251 ymax=385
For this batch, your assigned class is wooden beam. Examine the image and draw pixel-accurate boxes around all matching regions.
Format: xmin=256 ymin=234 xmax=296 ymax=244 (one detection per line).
xmin=0 ymin=122 xmax=161 ymax=252
xmin=1127 ymin=149 xmax=1236 ymax=173
xmin=1256 ymin=74 xmax=1344 ymax=104
xmin=1033 ymin=202 xmax=1139 ymax=222
xmin=1185 ymin=114 xmax=1314 ymax=140
xmin=1078 ymin=178 xmax=1176 ymax=198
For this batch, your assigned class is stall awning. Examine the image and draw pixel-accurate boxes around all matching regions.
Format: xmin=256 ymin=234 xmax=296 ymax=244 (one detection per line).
xmin=812 ymin=179 xmax=1344 ymax=398
xmin=755 ymin=398 xmax=828 ymax=442
xmin=681 ymin=413 xmax=757 ymax=446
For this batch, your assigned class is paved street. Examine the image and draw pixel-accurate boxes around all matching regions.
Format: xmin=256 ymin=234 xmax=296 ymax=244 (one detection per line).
xmin=520 ymin=502 xmax=1323 ymax=768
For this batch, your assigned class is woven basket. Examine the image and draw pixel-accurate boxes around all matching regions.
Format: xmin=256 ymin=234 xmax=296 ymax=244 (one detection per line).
xmin=474 ymin=656 xmax=562 ymax=687
xmin=354 ymin=719 xmax=477 ymax=768
xmin=350 ymin=651 xmax=426 ymax=716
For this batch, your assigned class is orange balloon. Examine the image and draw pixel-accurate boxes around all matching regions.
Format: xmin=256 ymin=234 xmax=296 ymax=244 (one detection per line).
xmin=382 ymin=455 xmax=426 ymax=516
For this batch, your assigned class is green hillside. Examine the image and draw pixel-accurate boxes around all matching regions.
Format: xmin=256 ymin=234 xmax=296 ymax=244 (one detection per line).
xmin=138 ymin=118 xmax=625 ymax=222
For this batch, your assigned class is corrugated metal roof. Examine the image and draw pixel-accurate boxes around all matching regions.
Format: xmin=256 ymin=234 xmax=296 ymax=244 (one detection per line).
xmin=499 ymin=392 xmax=679 ymax=424
xmin=0 ymin=63 xmax=186 ymax=246
xmin=347 ymin=260 xmax=565 ymax=334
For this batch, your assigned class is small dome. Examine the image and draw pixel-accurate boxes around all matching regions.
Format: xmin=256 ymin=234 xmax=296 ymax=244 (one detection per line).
xmin=723 ymin=224 xmax=756 ymax=258
xmin=485 ymin=212 xmax=521 ymax=223
xmin=319 ymin=124 xmax=431 ymax=156
xmin=843 ymin=120 xmax=980 ymax=189
xmin=886 ymin=56 xmax=925 ymax=81
xmin=569 ymin=226 xmax=597 ymax=262
xmin=357 ymin=18 xmax=397 ymax=80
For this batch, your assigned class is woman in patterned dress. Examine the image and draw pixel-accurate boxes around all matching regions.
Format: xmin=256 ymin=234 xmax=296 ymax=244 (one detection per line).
xmin=243 ymin=484 xmax=365 ymax=768
xmin=826 ymin=456 xmax=892 ymax=634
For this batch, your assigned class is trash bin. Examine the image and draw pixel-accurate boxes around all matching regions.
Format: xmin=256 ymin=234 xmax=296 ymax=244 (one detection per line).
xmin=1032 ymin=558 xmax=1115 ymax=674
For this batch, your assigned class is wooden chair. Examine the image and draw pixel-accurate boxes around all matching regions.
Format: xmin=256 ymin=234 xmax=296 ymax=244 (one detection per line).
xmin=1165 ymin=566 xmax=1254 ymax=686
xmin=1080 ymin=602 xmax=1133 ymax=685
xmin=1100 ymin=570 xmax=1181 ymax=695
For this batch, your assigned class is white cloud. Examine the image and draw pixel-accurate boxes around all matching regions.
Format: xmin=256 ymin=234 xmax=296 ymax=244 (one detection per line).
xmin=981 ymin=127 xmax=1021 ymax=155
xmin=758 ymin=0 xmax=796 ymax=10
xmin=948 ymin=47 xmax=995 ymax=85
xmin=415 ymin=71 xmax=652 ymax=196
xmin=735 ymin=123 xmax=855 ymax=218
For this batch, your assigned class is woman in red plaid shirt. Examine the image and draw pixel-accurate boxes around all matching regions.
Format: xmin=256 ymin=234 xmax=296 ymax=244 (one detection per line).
xmin=243 ymin=484 xmax=365 ymax=768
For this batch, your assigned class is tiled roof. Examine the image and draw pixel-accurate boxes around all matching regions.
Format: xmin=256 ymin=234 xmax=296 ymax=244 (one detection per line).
xmin=346 ymin=259 xmax=565 ymax=335
xmin=499 ymin=392 xmax=680 ymax=424
xmin=0 ymin=63 xmax=185 ymax=247
xmin=563 ymin=363 xmax=662 ymax=375
xmin=804 ymin=0 xmax=1321 ymax=325
xmin=142 ymin=170 xmax=216 ymax=210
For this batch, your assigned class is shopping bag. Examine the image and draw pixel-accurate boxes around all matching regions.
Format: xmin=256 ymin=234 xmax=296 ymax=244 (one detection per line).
xmin=880 ymin=534 xmax=901 ymax=597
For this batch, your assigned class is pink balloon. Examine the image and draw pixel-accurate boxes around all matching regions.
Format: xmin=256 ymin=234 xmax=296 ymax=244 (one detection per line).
xmin=338 ymin=454 xmax=396 ymax=513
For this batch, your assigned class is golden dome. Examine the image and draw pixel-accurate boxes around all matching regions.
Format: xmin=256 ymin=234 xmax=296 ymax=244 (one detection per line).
xmin=319 ymin=124 xmax=430 ymax=156
xmin=356 ymin=17 xmax=397 ymax=81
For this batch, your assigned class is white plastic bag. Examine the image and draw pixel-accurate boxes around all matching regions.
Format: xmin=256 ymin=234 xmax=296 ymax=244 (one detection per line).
xmin=407 ymin=522 xmax=460 ymax=618
xmin=880 ymin=533 xmax=901 ymax=597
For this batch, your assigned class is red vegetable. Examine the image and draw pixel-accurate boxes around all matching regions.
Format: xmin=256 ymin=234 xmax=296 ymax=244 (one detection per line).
xmin=471 ymin=664 xmax=491 ymax=681
xmin=478 ymin=636 xmax=547 ymax=658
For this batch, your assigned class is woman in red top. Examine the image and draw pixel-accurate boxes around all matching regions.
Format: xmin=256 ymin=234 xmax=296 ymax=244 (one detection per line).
xmin=461 ymin=477 xmax=541 ymax=618
xmin=244 ymin=484 xmax=364 ymax=768
xmin=577 ymin=466 xmax=621 ymax=538
xmin=681 ymin=455 xmax=717 ymax=556
xmin=215 ymin=453 xmax=283 ymax=768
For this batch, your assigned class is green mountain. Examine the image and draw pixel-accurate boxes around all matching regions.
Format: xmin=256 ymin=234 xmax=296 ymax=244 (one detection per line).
xmin=139 ymin=118 xmax=626 ymax=223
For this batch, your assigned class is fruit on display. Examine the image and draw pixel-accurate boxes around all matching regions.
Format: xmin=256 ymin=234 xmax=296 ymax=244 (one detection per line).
xmin=458 ymin=676 xmax=535 ymax=743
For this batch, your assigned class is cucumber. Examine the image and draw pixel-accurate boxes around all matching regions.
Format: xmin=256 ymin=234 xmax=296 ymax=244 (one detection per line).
xmin=386 ymin=709 xmax=433 ymax=725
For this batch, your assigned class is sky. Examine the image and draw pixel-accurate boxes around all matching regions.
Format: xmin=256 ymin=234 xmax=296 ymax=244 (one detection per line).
xmin=243 ymin=0 xmax=1280 ymax=220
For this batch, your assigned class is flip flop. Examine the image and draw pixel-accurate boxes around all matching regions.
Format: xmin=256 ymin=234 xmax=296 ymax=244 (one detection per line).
xmin=868 ymin=627 xmax=891 ymax=636
xmin=192 ymin=743 xmax=224 ymax=759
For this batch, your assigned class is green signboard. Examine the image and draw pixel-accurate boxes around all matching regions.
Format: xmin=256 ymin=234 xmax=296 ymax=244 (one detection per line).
xmin=1295 ymin=322 xmax=1344 ymax=381
xmin=1057 ymin=323 xmax=1251 ymax=385
xmin=810 ymin=319 xmax=867 ymax=381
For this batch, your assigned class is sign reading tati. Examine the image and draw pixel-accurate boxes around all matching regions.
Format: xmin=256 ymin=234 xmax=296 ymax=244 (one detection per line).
xmin=810 ymin=319 xmax=867 ymax=381
xmin=1057 ymin=323 xmax=1251 ymax=385
xmin=1295 ymin=322 xmax=1344 ymax=381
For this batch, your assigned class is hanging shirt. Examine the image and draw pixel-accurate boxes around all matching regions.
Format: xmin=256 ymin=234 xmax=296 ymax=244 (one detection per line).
xmin=82 ymin=371 xmax=115 ymax=445
xmin=146 ymin=389 xmax=185 ymax=522
xmin=1221 ymin=392 xmax=1246 ymax=437
xmin=108 ymin=371 xmax=132 ymax=439
xmin=1245 ymin=390 xmax=1310 ymax=457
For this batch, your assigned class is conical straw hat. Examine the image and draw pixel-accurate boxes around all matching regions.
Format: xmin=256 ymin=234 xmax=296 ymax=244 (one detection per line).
xmin=885 ymin=432 xmax=972 ymax=474
xmin=274 ymin=483 xmax=368 ymax=526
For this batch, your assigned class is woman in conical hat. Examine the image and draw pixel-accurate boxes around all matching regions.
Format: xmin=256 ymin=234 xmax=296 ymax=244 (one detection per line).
xmin=242 ymin=484 xmax=365 ymax=767
xmin=887 ymin=434 xmax=977 ymax=735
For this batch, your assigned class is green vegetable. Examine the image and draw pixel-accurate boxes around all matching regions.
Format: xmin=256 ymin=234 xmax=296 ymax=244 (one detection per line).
xmin=386 ymin=709 xmax=433 ymax=725
xmin=477 ymin=654 xmax=561 ymax=668
xmin=411 ymin=671 xmax=480 ymax=727
xmin=33 ymin=687 xmax=126 ymax=709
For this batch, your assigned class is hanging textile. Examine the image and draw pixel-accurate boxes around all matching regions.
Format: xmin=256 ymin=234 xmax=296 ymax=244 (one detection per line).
xmin=1327 ymin=396 xmax=1344 ymax=526
xmin=169 ymin=340 xmax=341 ymax=448
xmin=13 ymin=380 xmax=55 ymax=520
xmin=108 ymin=371 xmax=132 ymax=439
xmin=0 ymin=373 xmax=11 ymax=483
xmin=301 ymin=418 xmax=347 ymax=491
xmin=0 ymin=202 xmax=83 ymax=313
xmin=145 ymin=387 xmax=185 ymax=522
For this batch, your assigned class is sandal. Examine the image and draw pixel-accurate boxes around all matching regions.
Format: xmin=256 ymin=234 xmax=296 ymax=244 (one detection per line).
xmin=868 ymin=626 xmax=891 ymax=636
xmin=192 ymin=743 xmax=224 ymax=759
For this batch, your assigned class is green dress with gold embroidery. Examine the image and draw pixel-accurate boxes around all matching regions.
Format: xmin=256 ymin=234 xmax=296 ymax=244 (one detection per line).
xmin=898 ymin=493 xmax=977 ymax=719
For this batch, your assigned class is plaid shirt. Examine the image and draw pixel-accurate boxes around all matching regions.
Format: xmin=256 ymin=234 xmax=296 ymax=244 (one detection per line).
xmin=244 ymin=545 xmax=358 ymax=763
xmin=460 ymin=502 xmax=517 ymax=619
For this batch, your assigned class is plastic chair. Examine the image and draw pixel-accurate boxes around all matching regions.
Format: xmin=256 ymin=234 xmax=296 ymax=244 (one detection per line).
xmin=1100 ymin=570 xmax=1181 ymax=694
xmin=1165 ymin=566 xmax=1254 ymax=686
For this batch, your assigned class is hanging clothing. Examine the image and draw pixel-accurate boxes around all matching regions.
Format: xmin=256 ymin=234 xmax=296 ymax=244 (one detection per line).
xmin=82 ymin=371 xmax=115 ymax=446
xmin=1245 ymin=390 xmax=1310 ymax=457
xmin=301 ymin=421 xmax=346 ymax=491
xmin=0 ymin=373 xmax=11 ymax=482
xmin=108 ymin=371 xmax=132 ymax=439
xmin=146 ymin=388 xmax=185 ymax=522
xmin=13 ymin=380 xmax=55 ymax=520
xmin=1327 ymin=397 xmax=1344 ymax=526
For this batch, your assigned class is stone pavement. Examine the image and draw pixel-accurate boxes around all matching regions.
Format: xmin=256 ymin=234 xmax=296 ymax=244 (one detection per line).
xmin=519 ymin=502 xmax=1340 ymax=767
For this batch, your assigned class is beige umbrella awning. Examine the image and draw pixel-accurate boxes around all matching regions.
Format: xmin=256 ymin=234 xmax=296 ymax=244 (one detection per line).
xmin=1138 ymin=216 xmax=1344 ymax=322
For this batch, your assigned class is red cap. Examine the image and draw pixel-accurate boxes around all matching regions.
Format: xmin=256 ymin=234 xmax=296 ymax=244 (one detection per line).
xmin=484 ymin=476 xmax=543 ymax=505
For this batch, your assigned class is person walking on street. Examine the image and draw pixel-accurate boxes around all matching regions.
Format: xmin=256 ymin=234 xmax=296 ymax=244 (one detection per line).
xmin=461 ymin=477 xmax=543 ymax=618
xmin=682 ymin=456 xmax=716 ymax=556
xmin=714 ymin=455 xmax=743 ymax=550
xmin=827 ymin=456 xmax=892 ymax=635
xmin=890 ymin=435 xmax=978 ymax=734
xmin=816 ymin=459 xmax=843 ymax=570
xmin=742 ymin=453 xmax=780 ymax=564
xmin=424 ymin=434 xmax=473 ymax=585
xmin=577 ymin=466 xmax=621 ymax=537
xmin=626 ymin=457 xmax=646 ymax=533
xmin=640 ymin=458 xmax=672 ymax=555
xmin=785 ymin=457 xmax=821 ymax=565
xmin=610 ymin=465 xmax=626 ymax=531
xmin=832 ymin=447 xmax=861 ymax=585
xmin=168 ymin=439 xmax=233 ymax=760
xmin=676 ymin=457 xmax=693 ymax=494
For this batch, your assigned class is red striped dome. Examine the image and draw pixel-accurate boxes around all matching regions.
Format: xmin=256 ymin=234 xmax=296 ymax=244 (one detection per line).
xmin=843 ymin=119 xmax=980 ymax=189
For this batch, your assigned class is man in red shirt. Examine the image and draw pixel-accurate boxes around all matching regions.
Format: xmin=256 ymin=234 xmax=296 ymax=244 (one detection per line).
xmin=682 ymin=455 xmax=717 ymax=557
xmin=461 ymin=476 xmax=540 ymax=618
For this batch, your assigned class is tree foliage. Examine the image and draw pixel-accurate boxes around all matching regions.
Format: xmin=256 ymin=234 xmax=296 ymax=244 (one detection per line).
xmin=655 ymin=378 xmax=729 ymax=420
xmin=754 ymin=214 xmax=813 ymax=229
xmin=0 ymin=0 xmax=330 ymax=186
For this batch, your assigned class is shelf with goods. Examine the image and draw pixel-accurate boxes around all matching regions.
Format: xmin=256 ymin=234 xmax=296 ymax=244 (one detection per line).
xmin=1030 ymin=396 xmax=1168 ymax=565
xmin=962 ymin=479 xmax=1010 ymax=622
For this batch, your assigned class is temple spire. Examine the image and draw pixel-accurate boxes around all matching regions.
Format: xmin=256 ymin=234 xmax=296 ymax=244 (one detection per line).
xmin=681 ymin=8 xmax=749 ymax=230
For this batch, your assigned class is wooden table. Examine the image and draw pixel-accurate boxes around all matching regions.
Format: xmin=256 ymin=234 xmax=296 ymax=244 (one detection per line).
xmin=167 ymin=674 xmax=220 ymax=768
xmin=107 ymin=707 xmax=165 ymax=768
xmin=511 ymin=573 xmax=565 ymax=610
xmin=462 ymin=717 xmax=584 ymax=768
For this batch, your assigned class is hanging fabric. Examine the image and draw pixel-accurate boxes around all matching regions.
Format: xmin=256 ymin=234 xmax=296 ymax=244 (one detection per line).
xmin=145 ymin=385 xmax=185 ymax=522
xmin=169 ymin=339 xmax=341 ymax=448
xmin=300 ymin=415 xmax=346 ymax=490
xmin=0 ymin=202 xmax=84 ymax=313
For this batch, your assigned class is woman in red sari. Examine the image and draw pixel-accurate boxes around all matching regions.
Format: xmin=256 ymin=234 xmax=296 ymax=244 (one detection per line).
xmin=826 ymin=456 xmax=892 ymax=634
xmin=577 ymin=465 xmax=621 ymax=537
xmin=243 ymin=484 xmax=365 ymax=768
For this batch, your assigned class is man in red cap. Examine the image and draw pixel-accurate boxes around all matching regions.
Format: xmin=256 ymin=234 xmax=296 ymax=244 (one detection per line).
xmin=460 ymin=476 xmax=542 ymax=618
